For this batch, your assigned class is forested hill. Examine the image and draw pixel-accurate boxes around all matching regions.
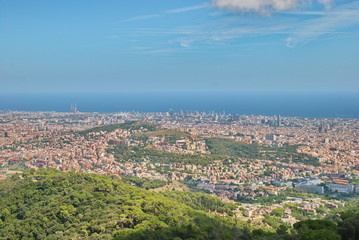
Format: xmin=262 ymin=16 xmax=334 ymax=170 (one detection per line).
xmin=206 ymin=138 xmax=320 ymax=166
xmin=1 ymin=169 xmax=357 ymax=240
xmin=0 ymin=169 xmax=251 ymax=240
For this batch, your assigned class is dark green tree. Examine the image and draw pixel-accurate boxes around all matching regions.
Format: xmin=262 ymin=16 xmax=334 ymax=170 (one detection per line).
xmin=338 ymin=211 xmax=359 ymax=240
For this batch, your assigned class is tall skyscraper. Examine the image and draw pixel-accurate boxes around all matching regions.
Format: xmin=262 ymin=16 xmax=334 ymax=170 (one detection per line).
xmin=70 ymin=104 xmax=78 ymax=114
xmin=277 ymin=115 xmax=281 ymax=127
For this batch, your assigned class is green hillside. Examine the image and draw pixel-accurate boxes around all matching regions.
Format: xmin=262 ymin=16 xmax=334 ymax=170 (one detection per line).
xmin=78 ymin=121 xmax=158 ymax=136
xmin=1 ymin=169 xmax=356 ymax=240
xmin=161 ymin=191 xmax=237 ymax=214
xmin=0 ymin=169 xmax=250 ymax=240
xmin=206 ymin=138 xmax=320 ymax=166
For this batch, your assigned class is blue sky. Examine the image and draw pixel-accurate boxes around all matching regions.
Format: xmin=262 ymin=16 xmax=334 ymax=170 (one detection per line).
xmin=0 ymin=0 xmax=359 ymax=93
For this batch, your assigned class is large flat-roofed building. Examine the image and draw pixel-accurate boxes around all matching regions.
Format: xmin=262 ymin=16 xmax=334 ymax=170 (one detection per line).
xmin=328 ymin=183 xmax=354 ymax=194
xmin=295 ymin=184 xmax=324 ymax=195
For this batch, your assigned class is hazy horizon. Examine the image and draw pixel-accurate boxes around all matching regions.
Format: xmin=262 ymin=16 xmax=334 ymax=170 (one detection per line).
xmin=1 ymin=91 xmax=358 ymax=118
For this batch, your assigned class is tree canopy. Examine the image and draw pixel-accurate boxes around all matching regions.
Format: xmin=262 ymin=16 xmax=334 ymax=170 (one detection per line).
xmin=206 ymin=138 xmax=320 ymax=166
xmin=0 ymin=169 xmax=249 ymax=240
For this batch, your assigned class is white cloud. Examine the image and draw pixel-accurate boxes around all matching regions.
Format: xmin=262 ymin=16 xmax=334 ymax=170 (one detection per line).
xmin=212 ymin=0 xmax=333 ymax=13
xmin=178 ymin=39 xmax=193 ymax=48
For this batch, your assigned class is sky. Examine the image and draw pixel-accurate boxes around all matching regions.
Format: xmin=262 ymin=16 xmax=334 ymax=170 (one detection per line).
xmin=0 ymin=0 xmax=359 ymax=94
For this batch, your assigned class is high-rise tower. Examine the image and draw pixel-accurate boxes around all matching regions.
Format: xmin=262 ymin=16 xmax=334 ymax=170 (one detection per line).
xmin=70 ymin=104 xmax=78 ymax=114
xmin=277 ymin=115 xmax=281 ymax=127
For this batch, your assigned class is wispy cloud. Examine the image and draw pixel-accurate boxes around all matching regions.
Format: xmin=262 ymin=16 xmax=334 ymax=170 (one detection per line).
xmin=176 ymin=39 xmax=193 ymax=48
xmin=121 ymin=14 xmax=161 ymax=23
xmin=120 ymin=3 xmax=208 ymax=23
xmin=212 ymin=0 xmax=333 ymax=14
xmin=136 ymin=48 xmax=179 ymax=56
xmin=286 ymin=1 xmax=359 ymax=47
xmin=165 ymin=3 xmax=208 ymax=14
xmin=280 ymin=11 xmax=328 ymax=15
xmin=115 ymin=0 xmax=359 ymax=54
xmin=114 ymin=27 xmax=196 ymax=36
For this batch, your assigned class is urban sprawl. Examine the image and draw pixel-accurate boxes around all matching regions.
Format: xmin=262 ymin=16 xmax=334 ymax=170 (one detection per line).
xmin=0 ymin=110 xmax=358 ymax=224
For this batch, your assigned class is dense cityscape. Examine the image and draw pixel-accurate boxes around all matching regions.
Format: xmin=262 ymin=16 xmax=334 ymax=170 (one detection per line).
xmin=1 ymin=109 xmax=358 ymax=227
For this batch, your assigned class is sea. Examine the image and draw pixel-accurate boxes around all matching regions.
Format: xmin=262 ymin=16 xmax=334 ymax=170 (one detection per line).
xmin=0 ymin=92 xmax=358 ymax=119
